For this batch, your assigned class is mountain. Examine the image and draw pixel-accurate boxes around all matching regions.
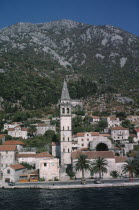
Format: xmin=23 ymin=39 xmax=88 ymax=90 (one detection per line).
xmin=0 ymin=19 xmax=139 ymax=110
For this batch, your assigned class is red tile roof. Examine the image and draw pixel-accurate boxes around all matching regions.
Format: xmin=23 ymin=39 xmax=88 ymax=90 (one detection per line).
xmin=99 ymin=134 xmax=111 ymax=137
xmin=91 ymin=116 xmax=100 ymax=119
xmin=0 ymin=134 xmax=5 ymax=139
xmin=16 ymin=154 xmax=36 ymax=158
xmin=4 ymin=140 xmax=25 ymax=146
xmin=135 ymin=128 xmax=139 ymax=132
xmin=115 ymin=156 xmax=127 ymax=163
xmin=111 ymin=126 xmax=129 ymax=130
xmin=91 ymin=132 xmax=99 ymax=136
xmin=8 ymin=128 xmax=15 ymax=131
xmin=76 ymin=133 xmax=85 ymax=137
xmin=10 ymin=164 xmax=25 ymax=170
xmin=35 ymin=152 xmax=53 ymax=158
xmin=71 ymin=151 xmax=115 ymax=159
xmin=0 ymin=145 xmax=17 ymax=151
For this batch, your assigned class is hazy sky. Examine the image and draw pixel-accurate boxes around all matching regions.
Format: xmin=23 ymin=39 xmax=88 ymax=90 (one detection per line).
xmin=0 ymin=0 xmax=139 ymax=36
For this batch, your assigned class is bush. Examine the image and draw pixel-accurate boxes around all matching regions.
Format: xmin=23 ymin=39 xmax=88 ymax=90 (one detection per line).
xmin=39 ymin=177 xmax=45 ymax=181
xmin=110 ymin=170 xmax=119 ymax=178
xmin=54 ymin=177 xmax=59 ymax=181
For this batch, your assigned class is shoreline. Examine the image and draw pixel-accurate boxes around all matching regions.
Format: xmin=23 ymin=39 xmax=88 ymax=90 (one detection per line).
xmin=1 ymin=182 xmax=139 ymax=189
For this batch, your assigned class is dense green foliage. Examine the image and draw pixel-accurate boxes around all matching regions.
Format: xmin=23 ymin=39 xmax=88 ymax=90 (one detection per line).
xmin=91 ymin=157 xmax=108 ymax=178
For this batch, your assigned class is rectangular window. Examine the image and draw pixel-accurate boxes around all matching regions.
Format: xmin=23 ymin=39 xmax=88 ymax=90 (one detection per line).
xmin=7 ymin=169 xmax=10 ymax=174
xmin=44 ymin=163 xmax=47 ymax=167
xmin=82 ymin=144 xmax=84 ymax=146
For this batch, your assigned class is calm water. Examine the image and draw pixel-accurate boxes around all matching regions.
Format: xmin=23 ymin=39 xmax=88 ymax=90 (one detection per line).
xmin=0 ymin=187 xmax=138 ymax=210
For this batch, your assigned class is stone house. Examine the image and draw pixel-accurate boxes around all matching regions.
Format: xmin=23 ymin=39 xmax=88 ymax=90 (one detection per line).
xmin=0 ymin=145 xmax=17 ymax=173
xmin=3 ymin=122 xmax=22 ymax=131
xmin=35 ymin=123 xmax=56 ymax=136
xmin=3 ymin=140 xmax=25 ymax=151
xmin=3 ymin=164 xmax=25 ymax=182
xmin=90 ymin=116 xmax=100 ymax=124
xmin=16 ymin=153 xmax=36 ymax=166
xmin=39 ymin=158 xmax=59 ymax=181
xmin=72 ymin=132 xmax=111 ymax=151
xmin=111 ymin=126 xmax=129 ymax=142
xmin=107 ymin=116 xmax=121 ymax=128
xmin=8 ymin=126 xmax=28 ymax=139
xmin=72 ymin=151 xmax=127 ymax=178
xmin=35 ymin=152 xmax=53 ymax=169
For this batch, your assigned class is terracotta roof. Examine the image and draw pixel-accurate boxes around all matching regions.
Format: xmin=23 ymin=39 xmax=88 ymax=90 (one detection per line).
xmin=0 ymin=145 xmax=16 ymax=151
xmin=10 ymin=164 xmax=25 ymax=170
xmin=11 ymin=122 xmax=22 ymax=125
xmin=109 ymin=117 xmax=117 ymax=121
xmin=36 ymin=123 xmax=48 ymax=127
xmin=115 ymin=156 xmax=127 ymax=163
xmin=0 ymin=134 xmax=5 ymax=139
xmin=99 ymin=134 xmax=111 ymax=137
xmin=35 ymin=152 xmax=53 ymax=158
xmin=16 ymin=154 xmax=36 ymax=158
xmin=111 ymin=126 xmax=129 ymax=130
xmin=21 ymin=128 xmax=28 ymax=131
xmin=135 ymin=128 xmax=139 ymax=132
xmin=91 ymin=132 xmax=99 ymax=136
xmin=71 ymin=151 xmax=115 ymax=159
xmin=8 ymin=128 xmax=15 ymax=131
xmin=76 ymin=133 xmax=85 ymax=137
xmin=4 ymin=140 xmax=25 ymax=146
xmin=91 ymin=116 xmax=100 ymax=119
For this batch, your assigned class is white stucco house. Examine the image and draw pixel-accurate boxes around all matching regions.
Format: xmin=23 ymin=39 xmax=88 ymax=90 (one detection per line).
xmin=72 ymin=151 xmax=127 ymax=179
xmin=3 ymin=164 xmax=26 ymax=183
xmin=35 ymin=123 xmax=56 ymax=135
xmin=8 ymin=126 xmax=28 ymax=139
xmin=107 ymin=116 xmax=121 ymax=128
xmin=111 ymin=126 xmax=129 ymax=142
xmin=3 ymin=122 xmax=22 ymax=131
xmin=0 ymin=145 xmax=17 ymax=172
xmin=3 ymin=140 xmax=25 ymax=151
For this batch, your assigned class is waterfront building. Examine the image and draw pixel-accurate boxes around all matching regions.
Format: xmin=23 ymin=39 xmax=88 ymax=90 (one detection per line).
xmin=0 ymin=145 xmax=17 ymax=173
xmin=39 ymin=158 xmax=59 ymax=181
xmin=3 ymin=164 xmax=25 ymax=183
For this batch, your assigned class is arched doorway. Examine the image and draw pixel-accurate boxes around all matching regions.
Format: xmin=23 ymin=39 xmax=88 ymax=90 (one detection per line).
xmin=96 ymin=143 xmax=109 ymax=151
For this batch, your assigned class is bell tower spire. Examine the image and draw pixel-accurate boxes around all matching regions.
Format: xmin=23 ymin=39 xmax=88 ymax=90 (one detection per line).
xmin=60 ymin=80 xmax=72 ymax=174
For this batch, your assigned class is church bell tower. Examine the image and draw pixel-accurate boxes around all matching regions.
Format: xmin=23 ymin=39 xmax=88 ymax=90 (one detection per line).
xmin=60 ymin=80 xmax=72 ymax=172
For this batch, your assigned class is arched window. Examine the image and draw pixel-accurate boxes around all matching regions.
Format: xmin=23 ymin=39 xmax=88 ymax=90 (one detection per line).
xmin=62 ymin=108 xmax=65 ymax=114
xmin=63 ymin=126 xmax=64 ymax=130
xmin=68 ymin=126 xmax=69 ymax=130
xmin=63 ymin=137 xmax=65 ymax=141
xmin=68 ymin=137 xmax=69 ymax=141
xmin=67 ymin=108 xmax=70 ymax=114
xmin=63 ymin=148 xmax=65 ymax=152
xmin=68 ymin=148 xmax=70 ymax=153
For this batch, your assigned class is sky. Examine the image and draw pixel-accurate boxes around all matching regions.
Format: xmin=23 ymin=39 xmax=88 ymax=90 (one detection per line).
xmin=0 ymin=0 xmax=139 ymax=36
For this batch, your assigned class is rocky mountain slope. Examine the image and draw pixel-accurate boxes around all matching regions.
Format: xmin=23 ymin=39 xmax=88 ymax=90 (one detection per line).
xmin=0 ymin=19 xmax=139 ymax=110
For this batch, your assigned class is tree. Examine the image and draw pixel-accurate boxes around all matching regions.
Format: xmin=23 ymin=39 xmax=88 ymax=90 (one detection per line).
xmin=28 ymin=125 xmax=37 ymax=137
xmin=21 ymin=162 xmax=34 ymax=170
xmin=66 ymin=165 xmax=76 ymax=180
xmin=95 ymin=120 xmax=108 ymax=132
xmin=122 ymin=159 xmax=139 ymax=182
xmin=74 ymin=154 xmax=92 ymax=180
xmin=110 ymin=170 xmax=119 ymax=178
xmin=91 ymin=157 xmax=108 ymax=178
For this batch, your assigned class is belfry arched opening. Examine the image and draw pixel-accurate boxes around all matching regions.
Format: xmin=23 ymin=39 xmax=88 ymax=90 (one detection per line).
xmin=96 ymin=143 xmax=109 ymax=151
